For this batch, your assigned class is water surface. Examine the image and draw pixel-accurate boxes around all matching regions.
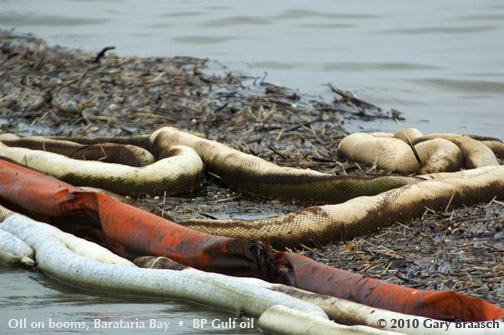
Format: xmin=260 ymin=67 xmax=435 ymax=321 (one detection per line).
xmin=0 ymin=266 xmax=259 ymax=334
xmin=2 ymin=0 xmax=502 ymax=136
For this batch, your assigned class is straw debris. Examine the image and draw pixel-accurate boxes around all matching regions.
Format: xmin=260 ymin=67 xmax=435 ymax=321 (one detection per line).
xmin=1 ymin=30 xmax=502 ymax=308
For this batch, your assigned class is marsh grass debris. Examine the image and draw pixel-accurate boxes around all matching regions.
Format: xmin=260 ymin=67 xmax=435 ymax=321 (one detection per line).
xmin=1 ymin=30 xmax=502 ymax=308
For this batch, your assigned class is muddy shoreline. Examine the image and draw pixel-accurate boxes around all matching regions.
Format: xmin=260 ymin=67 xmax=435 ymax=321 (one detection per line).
xmin=1 ymin=30 xmax=502 ymax=308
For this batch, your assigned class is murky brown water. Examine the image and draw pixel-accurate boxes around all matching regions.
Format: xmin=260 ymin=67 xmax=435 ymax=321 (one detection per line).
xmin=1 ymin=1 xmax=503 ymax=333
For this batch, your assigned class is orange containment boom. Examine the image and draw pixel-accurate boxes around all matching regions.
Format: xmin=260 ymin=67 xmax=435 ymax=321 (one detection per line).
xmin=0 ymin=159 xmax=272 ymax=278
xmin=2 ymin=158 xmax=504 ymax=322
xmin=276 ymin=252 xmax=504 ymax=322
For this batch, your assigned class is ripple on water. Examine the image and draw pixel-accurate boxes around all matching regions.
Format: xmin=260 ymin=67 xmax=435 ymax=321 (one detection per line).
xmin=321 ymin=61 xmax=441 ymax=72
xmin=172 ymin=35 xmax=236 ymax=44
xmin=415 ymin=78 xmax=504 ymax=94
xmin=273 ymin=8 xmax=379 ymax=20
xmin=201 ymin=16 xmax=272 ymax=28
xmin=0 ymin=12 xmax=109 ymax=26
xmin=378 ymin=25 xmax=496 ymax=34
xmin=458 ymin=14 xmax=504 ymax=21
xmin=159 ymin=11 xmax=205 ymax=18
